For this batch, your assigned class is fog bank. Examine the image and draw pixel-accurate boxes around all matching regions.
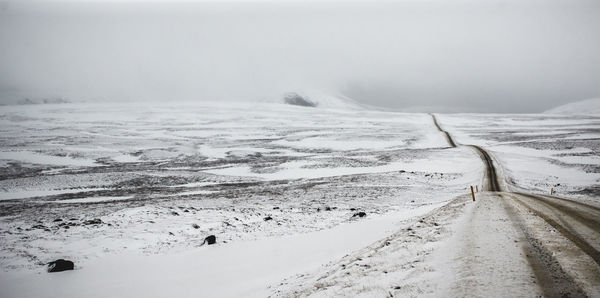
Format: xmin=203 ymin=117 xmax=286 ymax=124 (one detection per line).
xmin=1 ymin=0 xmax=599 ymax=112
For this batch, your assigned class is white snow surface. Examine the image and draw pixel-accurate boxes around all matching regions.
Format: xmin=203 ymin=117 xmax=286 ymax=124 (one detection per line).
xmin=0 ymin=100 xmax=598 ymax=297
xmin=0 ymin=204 xmax=443 ymax=298
xmin=0 ymin=100 xmax=482 ymax=297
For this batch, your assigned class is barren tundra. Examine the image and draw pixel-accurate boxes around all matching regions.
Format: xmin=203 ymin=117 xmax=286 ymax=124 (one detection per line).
xmin=0 ymin=100 xmax=598 ymax=297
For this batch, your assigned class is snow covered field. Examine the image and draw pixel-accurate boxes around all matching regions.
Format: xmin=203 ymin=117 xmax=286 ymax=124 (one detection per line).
xmin=0 ymin=100 xmax=598 ymax=297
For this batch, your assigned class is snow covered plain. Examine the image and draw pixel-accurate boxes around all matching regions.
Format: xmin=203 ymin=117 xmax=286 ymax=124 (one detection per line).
xmin=0 ymin=100 xmax=598 ymax=297
xmin=0 ymin=101 xmax=481 ymax=297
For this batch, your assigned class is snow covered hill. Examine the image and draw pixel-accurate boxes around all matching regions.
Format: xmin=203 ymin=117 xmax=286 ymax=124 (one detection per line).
xmin=266 ymin=90 xmax=367 ymax=110
xmin=544 ymin=98 xmax=600 ymax=115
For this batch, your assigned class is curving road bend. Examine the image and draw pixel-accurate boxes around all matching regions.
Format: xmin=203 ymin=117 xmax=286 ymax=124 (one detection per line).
xmin=430 ymin=114 xmax=457 ymax=148
xmin=431 ymin=114 xmax=600 ymax=296
xmin=430 ymin=113 xmax=500 ymax=191
xmin=466 ymin=145 xmax=501 ymax=192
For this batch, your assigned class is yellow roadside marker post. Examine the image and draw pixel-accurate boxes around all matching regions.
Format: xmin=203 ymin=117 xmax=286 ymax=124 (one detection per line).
xmin=470 ymin=186 xmax=476 ymax=201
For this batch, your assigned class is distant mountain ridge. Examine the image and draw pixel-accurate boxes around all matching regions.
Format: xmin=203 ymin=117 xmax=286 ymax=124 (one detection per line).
xmin=544 ymin=98 xmax=600 ymax=115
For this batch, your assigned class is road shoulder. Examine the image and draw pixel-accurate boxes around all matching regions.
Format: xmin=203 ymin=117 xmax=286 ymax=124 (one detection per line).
xmin=271 ymin=193 xmax=543 ymax=297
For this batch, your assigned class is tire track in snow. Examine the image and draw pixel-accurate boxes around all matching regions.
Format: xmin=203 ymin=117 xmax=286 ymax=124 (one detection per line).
xmin=509 ymin=193 xmax=600 ymax=266
xmin=539 ymin=194 xmax=600 ymax=213
xmin=499 ymin=193 xmax=588 ymax=298
xmin=515 ymin=193 xmax=600 ymax=234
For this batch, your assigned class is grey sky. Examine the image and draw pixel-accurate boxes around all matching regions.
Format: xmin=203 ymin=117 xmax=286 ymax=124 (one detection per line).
xmin=1 ymin=0 xmax=599 ymax=112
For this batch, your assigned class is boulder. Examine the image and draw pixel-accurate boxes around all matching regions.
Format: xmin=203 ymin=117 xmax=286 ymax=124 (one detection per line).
xmin=83 ymin=218 xmax=102 ymax=225
xmin=203 ymin=235 xmax=216 ymax=245
xmin=47 ymin=259 xmax=74 ymax=273
xmin=352 ymin=212 xmax=367 ymax=218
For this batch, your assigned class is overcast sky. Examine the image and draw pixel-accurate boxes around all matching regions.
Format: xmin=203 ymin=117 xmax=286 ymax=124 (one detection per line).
xmin=1 ymin=0 xmax=599 ymax=112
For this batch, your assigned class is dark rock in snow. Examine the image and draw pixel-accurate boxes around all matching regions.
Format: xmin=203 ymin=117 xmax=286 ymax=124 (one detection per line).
xmin=325 ymin=207 xmax=332 ymax=211
xmin=352 ymin=212 xmax=367 ymax=218
xmin=171 ymin=211 xmax=179 ymax=216
xmin=192 ymin=223 xmax=200 ymax=229
xmin=203 ymin=235 xmax=216 ymax=245
xmin=264 ymin=216 xmax=273 ymax=221
xmin=273 ymin=207 xmax=280 ymax=210
xmin=53 ymin=219 xmax=63 ymax=222
xmin=349 ymin=208 xmax=356 ymax=211
xmin=47 ymin=259 xmax=74 ymax=273
xmin=83 ymin=218 xmax=102 ymax=225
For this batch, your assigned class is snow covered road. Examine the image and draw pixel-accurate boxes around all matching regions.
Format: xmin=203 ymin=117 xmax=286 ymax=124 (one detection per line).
xmin=273 ymin=115 xmax=599 ymax=296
